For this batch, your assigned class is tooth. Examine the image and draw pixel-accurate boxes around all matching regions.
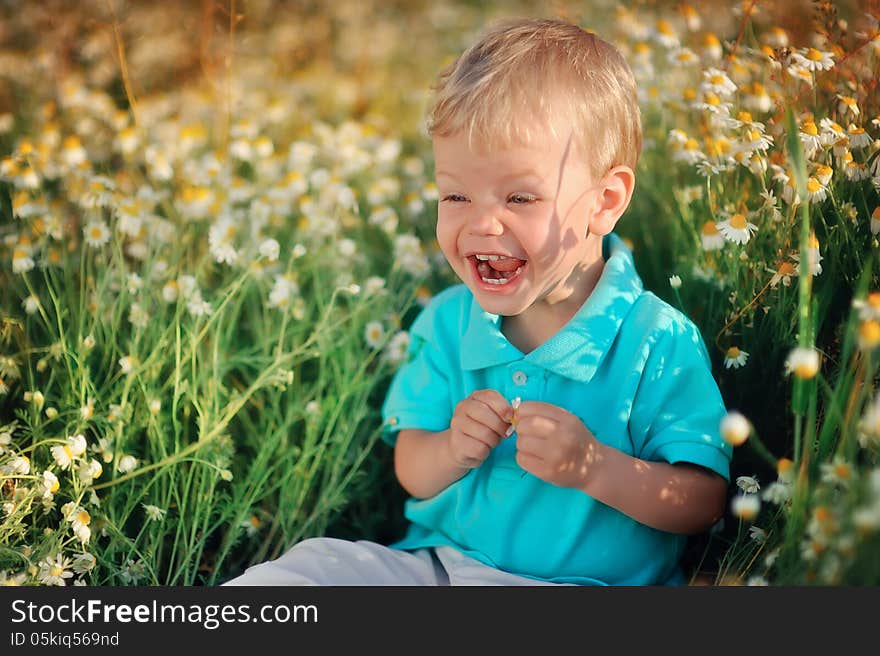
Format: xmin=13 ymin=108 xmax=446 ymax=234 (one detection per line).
xmin=475 ymin=254 xmax=490 ymax=261
xmin=515 ymin=266 xmax=522 ymax=275
xmin=488 ymin=255 xmax=500 ymax=261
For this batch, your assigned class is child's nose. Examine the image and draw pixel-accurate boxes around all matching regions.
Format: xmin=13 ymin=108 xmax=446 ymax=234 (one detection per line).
xmin=467 ymin=205 xmax=505 ymax=236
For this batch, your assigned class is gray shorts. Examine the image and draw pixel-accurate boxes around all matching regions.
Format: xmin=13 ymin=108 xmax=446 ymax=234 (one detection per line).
xmin=222 ymin=537 xmax=572 ymax=586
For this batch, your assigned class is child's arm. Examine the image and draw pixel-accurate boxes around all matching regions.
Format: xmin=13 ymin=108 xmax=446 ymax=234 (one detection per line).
xmin=579 ymin=447 xmax=727 ymax=535
xmin=514 ymin=401 xmax=726 ymax=535
xmin=394 ymin=389 xmax=512 ymax=499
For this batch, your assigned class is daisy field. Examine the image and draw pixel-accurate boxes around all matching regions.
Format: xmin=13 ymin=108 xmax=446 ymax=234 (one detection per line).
xmin=1 ymin=0 xmax=879 ymax=586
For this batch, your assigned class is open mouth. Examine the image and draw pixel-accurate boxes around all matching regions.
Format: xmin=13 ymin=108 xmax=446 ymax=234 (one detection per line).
xmin=468 ymin=254 xmax=528 ymax=288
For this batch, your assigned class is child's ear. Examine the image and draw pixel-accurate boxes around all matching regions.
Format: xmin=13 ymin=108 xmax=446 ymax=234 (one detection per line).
xmin=588 ymin=165 xmax=635 ymax=236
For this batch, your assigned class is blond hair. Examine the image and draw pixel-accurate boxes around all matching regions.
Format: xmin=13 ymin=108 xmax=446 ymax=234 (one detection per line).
xmin=426 ymin=18 xmax=642 ymax=179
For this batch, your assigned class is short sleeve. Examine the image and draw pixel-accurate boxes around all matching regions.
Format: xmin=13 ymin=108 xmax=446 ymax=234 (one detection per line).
xmin=380 ymin=304 xmax=455 ymax=447
xmin=629 ymin=316 xmax=732 ymax=482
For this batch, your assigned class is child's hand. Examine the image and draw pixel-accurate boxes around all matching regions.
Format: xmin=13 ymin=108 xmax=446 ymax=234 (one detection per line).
xmin=513 ymin=401 xmax=604 ymax=489
xmin=446 ymin=389 xmax=513 ymax=469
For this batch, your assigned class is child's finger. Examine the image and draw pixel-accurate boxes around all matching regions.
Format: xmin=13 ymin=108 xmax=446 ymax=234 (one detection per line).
xmin=452 ymin=411 xmax=503 ymax=446
xmin=463 ymin=401 xmax=510 ymax=443
xmin=515 ymin=400 xmax=565 ymax=418
xmin=468 ymin=389 xmax=514 ymax=423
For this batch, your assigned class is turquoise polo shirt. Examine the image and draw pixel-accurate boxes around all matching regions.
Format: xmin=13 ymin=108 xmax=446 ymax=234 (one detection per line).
xmin=381 ymin=232 xmax=732 ymax=586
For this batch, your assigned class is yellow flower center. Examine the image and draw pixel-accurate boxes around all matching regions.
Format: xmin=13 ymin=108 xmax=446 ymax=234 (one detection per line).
xmin=729 ymin=213 xmax=748 ymax=230
xmin=834 ymin=463 xmax=851 ymax=479
xmin=860 ymin=320 xmax=880 ymax=348
xmin=726 ymin=347 xmax=741 ymax=358
xmin=709 ymin=74 xmax=726 ymax=85
xmin=737 ymin=111 xmax=753 ymax=123
xmin=801 ymin=120 xmax=818 ymax=136
xmin=704 ymin=92 xmax=721 ymax=106
xmin=806 ymin=48 xmax=824 ymax=61
xmin=702 ymin=221 xmax=719 ymax=235
xmin=867 ymin=292 xmax=880 ymax=308
xmin=89 ymin=227 xmax=104 ymax=240
xmin=182 ymin=186 xmax=210 ymax=202
xmin=49 ymin=565 xmax=64 ymax=578
xmin=656 ymin=19 xmax=674 ymax=35
xmin=76 ymin=510 xmax=91 ymax=525
xmin=814 ymin=506 xmax=831 ymax=523
xmin=684 ymin=138 xmax=700 ymax=151
xmin=777 ymin=458 xmax=794 ymax=477
xmin=795 ymin=362 xmax=818 ymax=379
xmin=807 ymin=178 xmax=822 ymax=193
xmin=63 ymin=136 xmax=82 ymax=150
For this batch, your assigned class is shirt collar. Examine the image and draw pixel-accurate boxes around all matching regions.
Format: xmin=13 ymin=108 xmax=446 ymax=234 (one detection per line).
xmin=460 ymin=232 xmax=644 ymax=383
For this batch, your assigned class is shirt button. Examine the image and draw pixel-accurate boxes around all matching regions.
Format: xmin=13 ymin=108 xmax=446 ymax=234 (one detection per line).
xmin=512 ymin=371 xmax=527 ymax=386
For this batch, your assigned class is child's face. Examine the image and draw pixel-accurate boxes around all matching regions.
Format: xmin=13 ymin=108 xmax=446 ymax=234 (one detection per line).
xmin=433 ymin=122 xmax=606 ymax=319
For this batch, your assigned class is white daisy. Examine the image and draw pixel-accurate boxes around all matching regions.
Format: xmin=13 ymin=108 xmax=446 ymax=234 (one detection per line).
xmin=762 ymin=481 xmax=792 ymax=505
xmin=258 ymin=238 xmax=280 ymax=261
xmin=791 ymin=47 xmax=834 ymax=71
xmin=724 ymin=347 xmax=749 ymax=369
xmin=118 ymin=355 xmax=136 ymax=375
xmin=805 ymin=177 xmax=828 ymax=204
xmin=700 ymin=67 xmax=738 ymax=97
xmin=51 ymin=443 xmax=74 ymax=470
xmin=12 ymin=246 xmax=35 ymax=274
xmin=384 ymin=331 xmax=411 ymax=365
xmin=716 ymin=212 xmax=758 ymax=245
xmin=42 ymin=470 xmax=59 ymax=496
xmin=71 ymin=553 xmax=96 ymax=575
xmin=736 ymin=475 xmax=761 ymax=494
xmin=798 ymin=119 xmax=822 ymax=158
xmin=268 ymin=274 xmax=300 ymax=309
xmin=749 ymin=526 xmax=767 ymax=543
xmin=784 ymin=346 xmax=821 ymax=379
xmin=700 ymin=220 xmax=725 ymax=250
xmin=768 ymin=261 xmax=796 ymax=288
xmin=847 ymin=126 xmax=872 ymax=148
xmin=76 ymin=459 xmax=102 ymax=486
xmin=83 ymin=220 xmax=111 ymax=248
xmin=731 ymin=494 xmax=761 ymax=520
xmin=819 ymin=456 xmax=852 ymax=486
xmin=364 ymin=321 xmax=385 ymax=349
xmin=208 ymin=217 xmax=239 ymax=266
xmin=852 ymin=292 xmax=880 ymax=322
xmin=720 ymin=411 xmax=751 ymax=446
xmin=143 ymin=504 xmax=167 ymax=522
xmin=364 ymin=276 xmax=386 ymax=295
xmin=38 ymin=555 xmax=73 ymax=586
xmin=117 ymin=454 xmax=138 ymax=473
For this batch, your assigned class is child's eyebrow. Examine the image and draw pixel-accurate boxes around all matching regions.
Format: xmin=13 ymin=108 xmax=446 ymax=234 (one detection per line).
xmin=435 ymin=169 xmax=544 ymax=183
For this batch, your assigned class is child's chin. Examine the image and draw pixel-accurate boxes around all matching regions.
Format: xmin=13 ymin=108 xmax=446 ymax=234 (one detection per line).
xmin=469 ymin=292 xmax=527 ymax=317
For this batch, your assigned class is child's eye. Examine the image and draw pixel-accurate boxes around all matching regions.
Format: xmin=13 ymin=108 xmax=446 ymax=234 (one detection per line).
xmin=508 ymin=193 xmax=537 ymax=204
xmin=440 ymin=194 xmax=468 ymax=203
